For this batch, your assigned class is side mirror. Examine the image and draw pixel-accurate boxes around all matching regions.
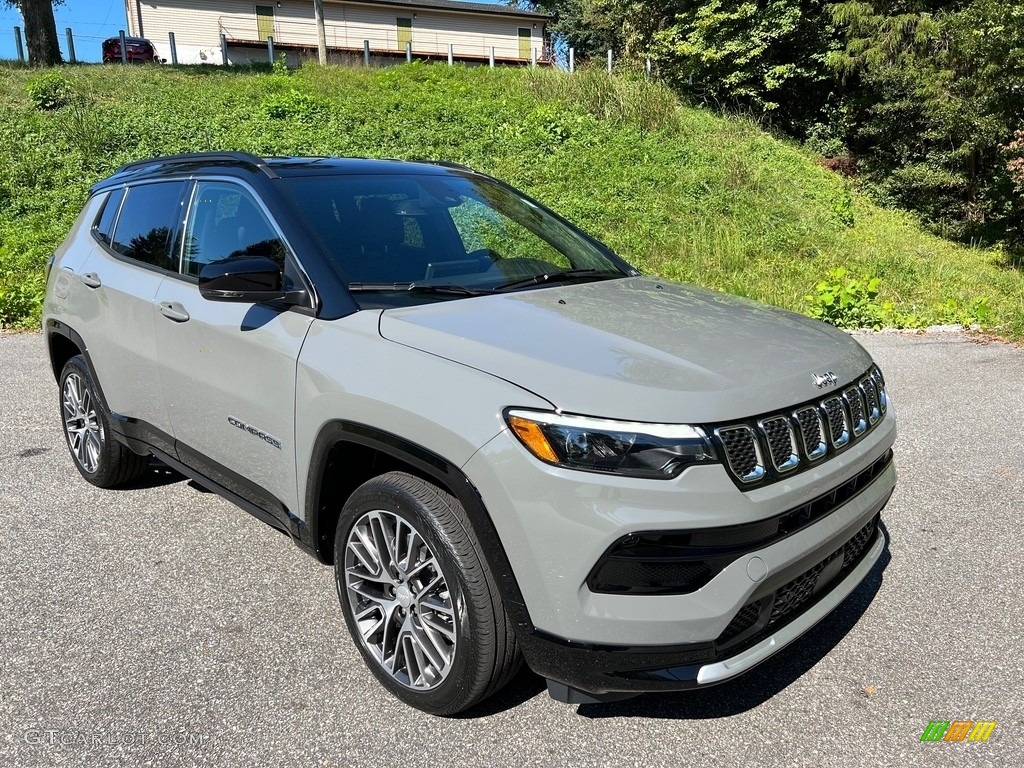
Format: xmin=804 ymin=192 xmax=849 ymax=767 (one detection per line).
xmin=198 ymin=256 xmax=287 ymax=303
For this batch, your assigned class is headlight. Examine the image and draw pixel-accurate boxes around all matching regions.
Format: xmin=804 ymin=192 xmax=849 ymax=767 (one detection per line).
xmin=505 ymin=409 xmax=718 ymax=479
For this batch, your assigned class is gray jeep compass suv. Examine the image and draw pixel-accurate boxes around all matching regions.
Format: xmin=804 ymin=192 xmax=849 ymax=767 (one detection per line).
xmin=43 ymin=153 xmax=896 ymax=715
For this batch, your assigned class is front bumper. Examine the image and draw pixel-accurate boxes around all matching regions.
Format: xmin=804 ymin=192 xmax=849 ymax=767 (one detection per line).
xmin=465 ymin=411 xmax=896 ymax=698
xmin=520 ymin=506 xmax=888 ymax=699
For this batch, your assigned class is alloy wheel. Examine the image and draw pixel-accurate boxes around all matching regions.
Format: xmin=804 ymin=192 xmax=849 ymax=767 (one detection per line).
xmin=344 ymin=510 xmax=457 ymax=690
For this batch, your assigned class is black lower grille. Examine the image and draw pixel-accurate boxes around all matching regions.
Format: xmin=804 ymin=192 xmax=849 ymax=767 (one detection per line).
xmin=716 ymin=515 xmax=879 ymax=651
xmin=587 ymin=451 xmax=891 ymax=596
xmin=589 ymin=559 xmax=712 ymax=595
xmin=768 ymin=552 xmax=840 ymax=626
xmin=718 ymin=600 xmax=762 ymax=645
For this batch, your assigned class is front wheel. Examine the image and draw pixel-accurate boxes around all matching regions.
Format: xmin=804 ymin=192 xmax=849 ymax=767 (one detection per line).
xmin=334 ymin=471 xmax=521 ymax=715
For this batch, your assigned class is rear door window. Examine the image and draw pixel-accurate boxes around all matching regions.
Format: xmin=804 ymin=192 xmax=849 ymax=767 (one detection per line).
xmin=110 ymin=182 xmax=186 ymax=270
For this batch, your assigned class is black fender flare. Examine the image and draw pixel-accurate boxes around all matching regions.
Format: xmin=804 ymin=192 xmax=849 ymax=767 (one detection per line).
xmin=303 ymin=419 xmax=534 ymax=636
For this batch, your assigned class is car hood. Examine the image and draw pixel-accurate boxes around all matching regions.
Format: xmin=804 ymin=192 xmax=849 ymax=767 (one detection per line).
xmin=378 ymin=277 xmax=874 ymax=423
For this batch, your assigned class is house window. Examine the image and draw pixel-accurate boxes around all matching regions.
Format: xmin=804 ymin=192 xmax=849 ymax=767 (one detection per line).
xmin=397 ymin=18 xmax=412 ymax=50
xmin=518 ymin=27 xmax=531 ymax=60
xmin=255 ymin=5 xmax=275 ymax=42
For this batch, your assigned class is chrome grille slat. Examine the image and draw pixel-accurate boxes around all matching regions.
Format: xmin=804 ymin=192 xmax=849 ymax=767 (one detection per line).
xmin=760 ymin=416 xmax=799 ymax=472
xmin=795 ymin=406 xmax=827 ymax=461
xmin=712 ymin=365 xmax=889 ymax=487
xmin=716 ymin=426 xmax=765 ymax=484
xmin=821 ymin=397 xmax=850 ymax=448
xmin=844 ymin=387 xmax=867 ymax=436
xmin=860 ymin=376 xmax=881 ymax=425
xmin=870 ymin=367 xmax=888 ymax=414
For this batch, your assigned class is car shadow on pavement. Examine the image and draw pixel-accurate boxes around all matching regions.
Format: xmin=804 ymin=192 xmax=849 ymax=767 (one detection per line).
xmin=574 ymin=527 xmax=892 ymax=720
xmin=116 ymin=458 xmax=189 ymax=490
xmin=453 ymin=665 xmax=550 ymax=719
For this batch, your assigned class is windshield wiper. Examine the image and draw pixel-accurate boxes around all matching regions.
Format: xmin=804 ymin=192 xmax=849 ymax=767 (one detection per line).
xmin=493 ymin=269 xmax=623 ymax=293
xmin=347 ymin=282 xmax=492 ymax=297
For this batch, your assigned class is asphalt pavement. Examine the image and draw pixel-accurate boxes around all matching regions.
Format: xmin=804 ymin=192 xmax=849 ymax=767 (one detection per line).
xmin=1 ymin=329 xmax=1021 ymax=767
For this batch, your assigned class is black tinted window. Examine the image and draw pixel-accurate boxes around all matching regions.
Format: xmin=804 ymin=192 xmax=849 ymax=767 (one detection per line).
xmin=111 ymin=182 xmax=183 ymax=269
xmin=94 ymin=187 xmax=124 ymax=246
xmin=280 ymin=174 xmax=623 ymax=291
xmin=182 ymin=182 xmax=288 ymax=278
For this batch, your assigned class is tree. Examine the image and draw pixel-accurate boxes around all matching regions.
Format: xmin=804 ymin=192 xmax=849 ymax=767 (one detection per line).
xmin=524 ymin=0 xmax=841 ymax=132
xmin=645 ymin=0 xmax=840 ymax=129
xmin=829 ymin=0 xmax=1024 ymax=242
xmin=516 ymin=0 xmax=625 ymax=63
xmin=5 ymin=0 xmax=62 ymax=65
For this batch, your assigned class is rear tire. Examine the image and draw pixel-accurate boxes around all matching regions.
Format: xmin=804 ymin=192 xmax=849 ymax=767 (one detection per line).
xmin=59 ymin=355 xmax=149 ymax=488
xmin=334 ymin=471 xmax=521 ymax=715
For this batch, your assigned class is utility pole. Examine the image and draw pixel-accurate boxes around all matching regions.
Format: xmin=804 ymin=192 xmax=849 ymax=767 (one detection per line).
xmin=313 ymin=0 xmax=327 ymax=65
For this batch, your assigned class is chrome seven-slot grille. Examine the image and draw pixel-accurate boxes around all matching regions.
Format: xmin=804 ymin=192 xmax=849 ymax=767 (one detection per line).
xmin=713 ymin=365 xmax=888 ymax=487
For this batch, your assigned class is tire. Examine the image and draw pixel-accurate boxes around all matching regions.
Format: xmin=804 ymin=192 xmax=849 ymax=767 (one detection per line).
xmin=334 ymin=471 xmax=521 ymax=715
xmin=59 ymin=355 xmax=149 ymax=488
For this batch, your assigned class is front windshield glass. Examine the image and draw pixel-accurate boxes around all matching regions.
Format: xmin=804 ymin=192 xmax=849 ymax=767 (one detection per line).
xmin=280 ymin=172 xmax=632 ymax=306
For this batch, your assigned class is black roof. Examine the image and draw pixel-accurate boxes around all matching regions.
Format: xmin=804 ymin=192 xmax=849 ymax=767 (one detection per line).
xmin=95 ymin=152 xmax=478 ymax=191
xmin=345 ymin=0 xmax=549 ymax=20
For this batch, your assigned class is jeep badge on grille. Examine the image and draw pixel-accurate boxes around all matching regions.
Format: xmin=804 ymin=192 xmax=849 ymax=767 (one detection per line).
xmin=812 ymin=371 xmax=839 ymax=389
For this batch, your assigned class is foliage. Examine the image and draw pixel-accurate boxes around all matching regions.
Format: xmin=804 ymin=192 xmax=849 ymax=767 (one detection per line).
xmin=271 ymin=52 xmax=289 ymax=77
xmin=807 ymin=267 xmax=993 ymax=330
xmin=807 ymin=268 xmax=888 ymax=329
xmin=649 ymin=0 xmax=840 ymax=128
xmin=1005 ymin=129 xmax=1024 ymax=194
xmin=828 ymin=0 xmax=1024 ymax=243
xmin=524 ymin=0 xmax=1024 ymax=248
xmin=527 ymin=0 xmax=842 ymax=131
xmin=0 ymin=63 xmax=1020 ymax=337
xmin=259 ymin=88 xmax=326 ymax=120
xmin=526 ymin=0 xmax=624 ymax=62
xmin=25 ymin=70 xmax=72 ymax=110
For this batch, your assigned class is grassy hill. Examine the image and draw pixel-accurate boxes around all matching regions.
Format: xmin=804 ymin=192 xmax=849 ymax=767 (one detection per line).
xmin=1 ymin=61 xmax=1022 ymax=337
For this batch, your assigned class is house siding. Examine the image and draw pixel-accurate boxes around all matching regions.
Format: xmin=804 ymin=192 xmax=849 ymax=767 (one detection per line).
xmin=132 ymin=0 xmax=546 ymax=63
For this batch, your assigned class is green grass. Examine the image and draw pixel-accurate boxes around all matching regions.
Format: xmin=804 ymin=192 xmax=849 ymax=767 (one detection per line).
xmin=1 ymin=61 xmax=1022 ymax=337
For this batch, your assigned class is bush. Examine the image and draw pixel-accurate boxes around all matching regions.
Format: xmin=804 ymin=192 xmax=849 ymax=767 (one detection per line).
xmin=259 ymin=89 xmax=326 ymax=120
xmin=806 ymin=268 xmax=888 ymax=330
xmin=25 ymin=71 xmax=73 ymax=111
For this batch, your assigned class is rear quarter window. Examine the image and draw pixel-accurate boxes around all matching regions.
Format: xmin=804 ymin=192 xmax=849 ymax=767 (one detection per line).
xmin=93 ymin=187 xmax=125 ymax=246
xmin=110 ymin=182 xmax=185 ymax=270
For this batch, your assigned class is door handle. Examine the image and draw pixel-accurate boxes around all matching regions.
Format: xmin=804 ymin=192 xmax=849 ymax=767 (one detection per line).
xmin=80 ymin=272 xmax=102 ymax=289
xmin=159 ymin=301 xmax=190 ymax=322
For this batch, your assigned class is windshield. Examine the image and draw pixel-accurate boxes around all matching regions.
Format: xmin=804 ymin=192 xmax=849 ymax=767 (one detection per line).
xmin=280 ymin=172 xmax=633 ymax=307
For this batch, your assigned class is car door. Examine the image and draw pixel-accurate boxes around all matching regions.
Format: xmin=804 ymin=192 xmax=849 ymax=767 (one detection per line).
xmin=74 ymin=181 xmax=189 ymax=455
xmin=152 ymin=178 xmax=315 ymax=519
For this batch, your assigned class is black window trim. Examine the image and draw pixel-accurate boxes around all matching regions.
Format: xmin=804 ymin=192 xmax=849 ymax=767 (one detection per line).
xmin=90 ymin=186 xmax=126 ymax=249
xmin=170 ymin=175 xmax=318 ymax=312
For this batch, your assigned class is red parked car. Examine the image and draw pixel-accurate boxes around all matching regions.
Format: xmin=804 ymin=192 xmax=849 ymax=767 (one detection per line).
xmin=101 ymin=36 xmax=162 ymax=63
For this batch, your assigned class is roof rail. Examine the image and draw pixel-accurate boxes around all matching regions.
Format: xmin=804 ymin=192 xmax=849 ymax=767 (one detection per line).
xmin=114 ymin=152 xmax=280 ymax=179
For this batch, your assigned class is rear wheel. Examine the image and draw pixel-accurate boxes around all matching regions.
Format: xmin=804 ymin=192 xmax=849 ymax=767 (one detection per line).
xmin=59 ymin=355 xmax=149 ymax=488
xmin=334 ymin=471 xmax=521 ymax=715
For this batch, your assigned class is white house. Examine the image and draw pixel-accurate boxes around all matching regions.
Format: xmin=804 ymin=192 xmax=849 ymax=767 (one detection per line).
xmin=123 ymin=0 xmax=552 ymax=66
